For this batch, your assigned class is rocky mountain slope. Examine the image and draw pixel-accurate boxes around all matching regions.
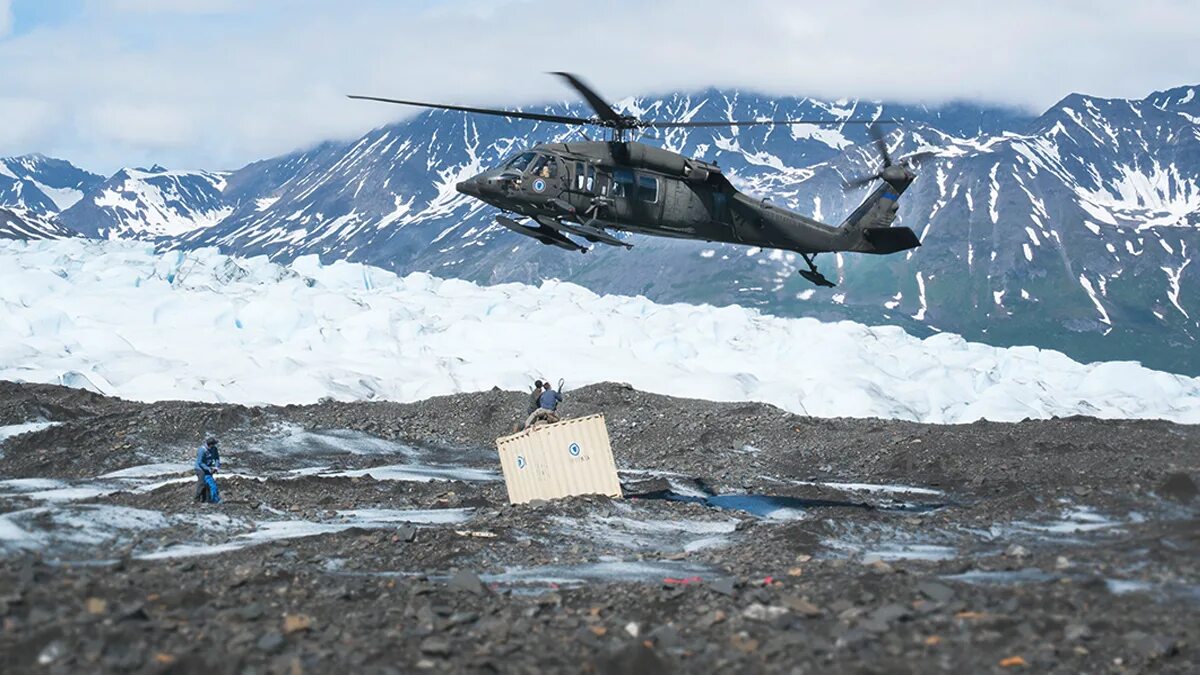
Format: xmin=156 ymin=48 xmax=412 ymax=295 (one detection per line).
xmin=57 ymin=165 xmax=232 ymax=239
xmin=0 ymin=153 xmax=104 ymax=215
xmin=0 ymin=207 xmax=78 ymax=240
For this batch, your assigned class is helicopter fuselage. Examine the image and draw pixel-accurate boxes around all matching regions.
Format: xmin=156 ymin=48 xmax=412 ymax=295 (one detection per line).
xmin=455 ymin=140 xmax=916 ymax=257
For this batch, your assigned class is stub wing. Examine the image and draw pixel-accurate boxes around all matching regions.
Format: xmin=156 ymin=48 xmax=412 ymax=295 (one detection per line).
xmin=495 ymin=216 xmax=587 ymax=253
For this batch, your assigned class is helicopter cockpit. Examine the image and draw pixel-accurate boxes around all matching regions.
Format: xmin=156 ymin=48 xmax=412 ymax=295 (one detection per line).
xmin=502 ymin=152 xmax=559 ymax=179
xmin=503 ymin=152 xmax=537 ymax=173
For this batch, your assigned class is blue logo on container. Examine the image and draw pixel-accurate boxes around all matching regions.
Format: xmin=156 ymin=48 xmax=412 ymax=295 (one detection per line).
xmin=516 ymin=455 xmax=526 ymax=469
xmin=568 ymin=443 xmax=581 ymax=457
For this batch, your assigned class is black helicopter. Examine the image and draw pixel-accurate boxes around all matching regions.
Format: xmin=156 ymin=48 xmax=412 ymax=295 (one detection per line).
xmin=351 ymin=73 xmax=921 ymax=287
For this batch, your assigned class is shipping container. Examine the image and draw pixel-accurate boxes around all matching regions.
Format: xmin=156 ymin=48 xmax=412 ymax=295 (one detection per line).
xmin=495 ymin=414 xmax=622 ymax=505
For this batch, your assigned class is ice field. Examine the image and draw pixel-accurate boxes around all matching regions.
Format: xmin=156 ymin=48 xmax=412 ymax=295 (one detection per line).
xmin=2 ymin=238 xmax=1198 ymax=423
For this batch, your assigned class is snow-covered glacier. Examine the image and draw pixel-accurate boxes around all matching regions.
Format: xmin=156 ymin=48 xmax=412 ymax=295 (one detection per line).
xmin=1 ymin=239 xmax=1197 ymax=424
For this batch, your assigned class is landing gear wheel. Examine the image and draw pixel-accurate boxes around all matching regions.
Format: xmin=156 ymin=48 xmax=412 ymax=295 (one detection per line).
xmin=798 ymin=253 xmax=836 ymax=288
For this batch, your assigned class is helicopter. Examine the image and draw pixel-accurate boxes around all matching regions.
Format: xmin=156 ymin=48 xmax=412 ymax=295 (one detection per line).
xmin=350 ymin=73 xmax=922 ymax=287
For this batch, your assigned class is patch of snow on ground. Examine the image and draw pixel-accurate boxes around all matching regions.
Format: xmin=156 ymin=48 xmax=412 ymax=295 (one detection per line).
xmin=2 ymin=240 xmax=1199 ymax=424
xmin=0 ymin=421 xmax=58 ymax=443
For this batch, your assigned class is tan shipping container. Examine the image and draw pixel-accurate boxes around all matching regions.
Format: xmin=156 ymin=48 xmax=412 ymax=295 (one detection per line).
xmin=495 ymin=414 xmax=622 ymax=505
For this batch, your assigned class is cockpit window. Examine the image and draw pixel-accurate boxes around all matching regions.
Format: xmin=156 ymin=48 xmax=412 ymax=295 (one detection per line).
xmin=530 ymin=154 xmax=558 ymax=178
xmin=505 ymin=152 xmax=537 ymax=172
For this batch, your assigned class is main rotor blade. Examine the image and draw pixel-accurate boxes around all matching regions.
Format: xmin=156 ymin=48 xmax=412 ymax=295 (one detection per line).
xmin=841 ymin=173 xmax=881 ymax=190
xmin=549 ymin=72 xmax=623 ymax=123
xmin=347 ymin=95 xmax=598 ymax=126
xmin=642 ymin=118 xmax=895 ymax=128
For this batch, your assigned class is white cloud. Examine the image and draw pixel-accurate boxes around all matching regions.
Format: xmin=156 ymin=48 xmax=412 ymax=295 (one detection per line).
xmin=104 ymin=0 xmax=241 ymax=14
xmin=0 ymin=0 xmax=1197 ymax=173
xmin=0 ymin=0 xmax=11 ymax=37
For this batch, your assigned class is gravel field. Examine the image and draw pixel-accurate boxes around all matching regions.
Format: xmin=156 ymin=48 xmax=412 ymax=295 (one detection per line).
xmin=1 ymin=380 xmax=1197 ymax=673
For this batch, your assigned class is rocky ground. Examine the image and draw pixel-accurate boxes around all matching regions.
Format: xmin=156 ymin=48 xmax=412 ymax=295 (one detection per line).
xmin=0 ymin=380 xmax=1198 ymax=673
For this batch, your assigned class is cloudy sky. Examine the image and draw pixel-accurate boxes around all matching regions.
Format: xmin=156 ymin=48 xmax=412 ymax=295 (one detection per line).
xmin=1 ymin=0 xmax=1197 ymax=173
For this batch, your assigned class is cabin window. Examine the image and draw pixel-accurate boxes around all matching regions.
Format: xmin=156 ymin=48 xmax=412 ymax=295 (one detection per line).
xmin=713 ymin=192 xmax=728 ymax=220
xmin=575 ymin=162 xmax=585 ymax=189
xmin=506 ymin=152 xmax=537 ymax=172
xmin=612 ymin=169 xmax=635 ymax=197
xmin=637 ymin=174 xmax=658 ymax=203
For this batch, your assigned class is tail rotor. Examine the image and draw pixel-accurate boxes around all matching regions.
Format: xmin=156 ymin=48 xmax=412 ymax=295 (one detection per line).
xmin=841 ymin=123 xmax=934 ymax=191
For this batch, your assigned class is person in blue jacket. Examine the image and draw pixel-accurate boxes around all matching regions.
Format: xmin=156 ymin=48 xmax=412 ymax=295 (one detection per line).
xmin=194 ymin=436 xmax=221 ymax=504
xmin=538 ymin=380 xmax=563 ymax=412
xmin=524 ymin=380 xmax=564 ymax=429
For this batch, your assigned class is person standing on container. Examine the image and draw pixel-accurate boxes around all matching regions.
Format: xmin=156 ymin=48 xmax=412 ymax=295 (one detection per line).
xmin=515 ymin=379 xmax=545 ymax=432
xmin=539 ymin=380 xmax=563 ymax=413
xmin=524 ymin=380 xmax=563 ymax=430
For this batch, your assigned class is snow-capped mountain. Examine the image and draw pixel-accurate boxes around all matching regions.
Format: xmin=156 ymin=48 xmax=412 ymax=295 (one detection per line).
xmin=58 ymin=165 xmax=232 ymax=239
xmin=10 ymin=84 xmax=1197 ymax=375
xmin=0 ymin=154 xmax=104 ymax=215
xmin=0 ymin=207 xmax=78 ymax=240
xmin=169 ymin=85 xmax=1198 ymax=375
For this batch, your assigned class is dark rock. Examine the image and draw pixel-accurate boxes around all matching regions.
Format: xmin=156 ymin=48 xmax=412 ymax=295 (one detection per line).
xmin=1159 ymin=473 xmax=1197 ymax=503
xmin=238 ymin=602 xmax=265 ymax=621
xmin=447 ymin=570 xmax=486 ymax=595
xmin=1064 ymin=623 xmax=1093 ymax=641
xmin=1129 ymin=632 xmax=1179 ymax=661
xmin=917 ymin=581 xmax=955 ymax=603
xmin=649 ymin=624 xmax=682 ymax=650
xmin=707 ymin=578 xmax=736 ymax=597
xmin=780 ymin=595 xmax=822 ymax=617
xmin=599 ymin=642 xmax=673 ymax=675
xmin=870 ymin=603 xmax=910 ymax=624
xmin=118 ymin=605 xmax=150 ymax=622
xmin=859 ymin=617 xmax=890 ymax=634
xmin=420 ymin=636 xmax=452 ymax=657
xmin=257 ymin=632 xmax=285 ymax=653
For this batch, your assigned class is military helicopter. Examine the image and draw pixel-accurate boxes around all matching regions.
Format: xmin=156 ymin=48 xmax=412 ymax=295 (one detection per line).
xmin=350 ymin=73 xmax=921 ymax=287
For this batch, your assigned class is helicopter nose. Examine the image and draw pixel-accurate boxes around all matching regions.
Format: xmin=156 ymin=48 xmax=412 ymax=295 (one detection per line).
xmin=456 ymin=179 xmax=480 ymax=198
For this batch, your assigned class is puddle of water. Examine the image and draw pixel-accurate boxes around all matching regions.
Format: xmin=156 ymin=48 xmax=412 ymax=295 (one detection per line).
xmin=98 ymin=463 xmax=194 ymax=479
xmin=1 ymin=504 xmax=174 ymax=549
xmin=334 ymin=508 xmax=474 ymax=525
xmin=821 ymin=520 xmax=962 ymax=562
xmin=252 ymin=427 xmax=421 ymax=459
xmin=645 ymin=491 xmax=942 ymax=521
xmin=137 ymin=508 xmax=475 ymax=560
xmin=480 ymin=560 xmax=726 ymax=589
xmin=942 ymin=568 xmax=1058 ymax=585
xmin=1106 ymin=579 xmax=1153 ymax=594
xmin=703 ymin=495 xmax=811 ymax=520
xmin=22 ymin=486 xmax=112 ymax=502
xmin=328 ymin=464 xmax=498 ymax=483
xmin=793 ymin=480 xmax=944 ymax=496
xmin=552 ymin=506 xmax=738 ymax=553
xmin=0 ymin=478 xmax=69 ymax=493
xmin=862 ymin=544 xmax=958 ymax=561
xmin=1015 ymin=505 xmax=1124 ymax=534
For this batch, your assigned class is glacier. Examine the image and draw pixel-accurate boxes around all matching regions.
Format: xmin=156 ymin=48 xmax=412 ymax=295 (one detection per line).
xmin=1 ymin=238 xmax=1198 ymax=424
